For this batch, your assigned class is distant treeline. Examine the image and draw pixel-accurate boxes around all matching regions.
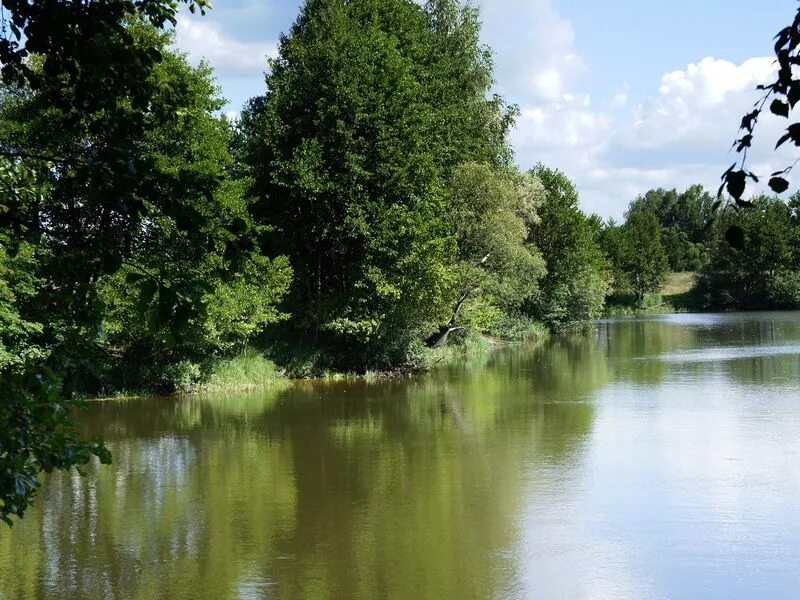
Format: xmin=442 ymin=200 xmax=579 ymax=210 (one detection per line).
xmin=604 ymin=186 xmax=800 ymax=311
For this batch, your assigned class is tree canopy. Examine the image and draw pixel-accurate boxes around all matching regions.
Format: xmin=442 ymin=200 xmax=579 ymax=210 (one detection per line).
xmin=240 ymin=0 xmax=518 ymax=369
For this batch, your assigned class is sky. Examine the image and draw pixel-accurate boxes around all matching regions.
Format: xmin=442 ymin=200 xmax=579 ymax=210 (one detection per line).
xmin=174 ymin=0 xmax=797 ymax=219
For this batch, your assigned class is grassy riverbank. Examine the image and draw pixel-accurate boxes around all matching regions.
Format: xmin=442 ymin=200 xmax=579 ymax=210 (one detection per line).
xmin=604 ymin=272 xmax=702 ymax=316
xmin=93 ymin=323 xmax=550 ymax=399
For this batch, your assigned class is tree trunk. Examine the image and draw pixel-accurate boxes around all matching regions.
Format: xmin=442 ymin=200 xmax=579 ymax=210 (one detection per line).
xmin=426 ymin=289 xmax=471 ymax=348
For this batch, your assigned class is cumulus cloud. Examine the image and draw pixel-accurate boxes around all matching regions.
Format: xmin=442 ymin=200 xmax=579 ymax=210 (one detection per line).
xmin=624 ymin=57 xmax=777 ymax=151
xmin=611 ymin=83 xmax=629 ymax=109
xmin=485 ymin=0 xmax=790 ymax=218
xmin=176 ymin=17 xmax=277 ymax=74
xmin=479 ymin=0 xmax=585 ymax=103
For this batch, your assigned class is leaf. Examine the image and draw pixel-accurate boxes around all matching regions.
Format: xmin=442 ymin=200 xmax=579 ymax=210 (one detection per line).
xmin=789 ymin=82 xmax=800 ymax=108
xmin=725 ymin=226 xmax=745 ymax=250
xmin=735 ymin=134 xmax=753 ymax=152
xmin=725 ymin=170 xmax=747 ymax=200
xmin=740 ymin=110 xmax=759 ymax=132
xmin=769 ymin=176 xmax=790 ymax=193
xmin=787 ymin=123 xmax=800 ymax=146
xmin=771 ymin=99 xmax=790 ymax=118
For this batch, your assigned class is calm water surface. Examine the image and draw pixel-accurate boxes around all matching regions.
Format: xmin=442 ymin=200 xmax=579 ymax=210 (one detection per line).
xmin=2 ymin=313 xmax=800 ymax=599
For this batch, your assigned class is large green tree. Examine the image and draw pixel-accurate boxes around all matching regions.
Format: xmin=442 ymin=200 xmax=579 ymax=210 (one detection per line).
xmin=699 ymin=196 xmax=800 ymax=309
xmin=241 ymin=0 xmax=516 ymax=369
xmin=601 ymin=212 xmax=669 ymax=304
xmin=526 ymin=165 xmax=610 ymax=330
xmin=0 ymin=5 xmax=288 ymax=523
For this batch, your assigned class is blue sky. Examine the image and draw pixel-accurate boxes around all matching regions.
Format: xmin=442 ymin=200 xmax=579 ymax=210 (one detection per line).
xmin=174 ymin=1 xmax=796 ymax=218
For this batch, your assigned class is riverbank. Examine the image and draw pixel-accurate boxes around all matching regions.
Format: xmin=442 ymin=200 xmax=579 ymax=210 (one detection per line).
xmin=91 ymin=326 xmax=550 ymax=400
xmin=604 ymin=272 xmax=703 ymax=316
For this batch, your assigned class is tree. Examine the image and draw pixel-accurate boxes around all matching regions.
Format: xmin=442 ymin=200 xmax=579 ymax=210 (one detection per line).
xmin=0 ymin=5 xmax=288 ymax=523
xmin=87 ymin=48 xmax=292 ymax=393
xmin=601 ymin=212 xmax=669 ymax=304
xmin=0 ymin=0 xmax=208 ymax=96
xmin=241 ymin=0 xmax=516 ymax=369
xmin=625 ymin=186 xmax=714 ymax=271
xmin=526 ymin=165 xmax=610 ymax=330
xmin=723 ymin=5 xmax=800 ymax=201
xmin=427 ymin=163 xmax=545 ymax=346
xmin=698 ymin=196 xmax=800 ymax=308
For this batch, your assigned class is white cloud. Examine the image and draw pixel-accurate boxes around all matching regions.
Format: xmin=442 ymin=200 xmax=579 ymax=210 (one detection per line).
xmin=482 ymin=0 xmax=791 ymax=219
xmin=624 ymin=57 xmax=777 ymax=151
xmin=611 ymin=83 xmax=629 ymax=109
xmin=479 ymin=0 xmax=586 ymax=103
xmin=175 ymin=17 xmax=277 ymax=74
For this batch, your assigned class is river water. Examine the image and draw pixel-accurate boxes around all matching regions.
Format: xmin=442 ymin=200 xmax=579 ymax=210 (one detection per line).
xmin=2 ymin=313 xmax=800 ymax=599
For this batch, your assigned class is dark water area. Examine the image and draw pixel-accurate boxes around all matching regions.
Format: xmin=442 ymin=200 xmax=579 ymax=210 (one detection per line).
xmin=2 ymin=313 xmax=800 ymax=599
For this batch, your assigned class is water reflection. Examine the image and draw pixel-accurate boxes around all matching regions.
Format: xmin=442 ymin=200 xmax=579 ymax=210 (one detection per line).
xmin=2 ymin=313 xmax=800 ymax=599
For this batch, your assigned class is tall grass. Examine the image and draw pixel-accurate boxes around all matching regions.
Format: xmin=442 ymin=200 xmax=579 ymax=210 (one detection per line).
xmin=200 ymin=353 xmax=289 ymax=393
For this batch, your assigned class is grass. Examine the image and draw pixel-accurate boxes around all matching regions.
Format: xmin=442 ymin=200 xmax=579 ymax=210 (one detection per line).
xmin=661 ymin=272 xmax=697 ymax=296
xmin=604 ymin=272 xmax=702 ymax=316
xmin=661 ymin=271 xmax=705 ymax=311
xmin=200 ymin=353 xmax=290 ymax=393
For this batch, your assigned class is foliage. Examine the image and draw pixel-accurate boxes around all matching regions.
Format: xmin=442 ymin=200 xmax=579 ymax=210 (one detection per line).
xmin=698 ymin=195 xmax=800 ymax=309
xmin=526 ymin=165 xmax=610 ymax=330
xmin=2 ymin=26 xmax=292 ymax=394
xmin=241 ymin=0 xmax=516 ymax=369
xmin=625 ymin=186 xmax=714 ymax=271
xmin=723 ymin=5 xmax=800 ymax=201
xmin=487 ymin=312 xmax=549 ymax=342
xmin=444 ymin=163 xmax=545 ymax=334
xmin=0 ymin=163 xmax=43 ymax=369
xmin=600 ymin=212 xmax=669 ymax=303
xmin=0 ymin=0 xmax=209 ymax=93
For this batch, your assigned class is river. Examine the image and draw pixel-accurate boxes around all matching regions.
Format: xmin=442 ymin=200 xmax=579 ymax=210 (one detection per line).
xmin=2 ymin=313 xmax=800 ymax=599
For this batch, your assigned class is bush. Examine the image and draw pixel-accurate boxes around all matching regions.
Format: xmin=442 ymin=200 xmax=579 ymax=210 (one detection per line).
xmin=487 ymin=313 xmax=548 ymax=341
xmin=202 ymin=353 xmax=287 ymax=393
xmin=155 ymin=360 xmax=203 ymax=394
xmin=767 ymin=271 xmax=800 ymax=308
